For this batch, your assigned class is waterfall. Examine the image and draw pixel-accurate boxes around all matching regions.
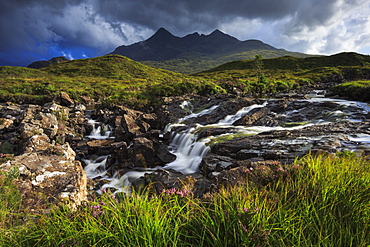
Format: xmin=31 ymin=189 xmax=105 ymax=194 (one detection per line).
xmin=83 ymin=156 xmax=108 ymax=179
xmin=86 ymin=119 xmax=112 ymax=139
xmin=83 ymin=120 xmax=113 ymax=182
xmin=164 ymin=128 xmax=211 ymax=174
xmin=217 ymin=101 xmax=268 ymax=125
xmin=163 ymin=101 xmax=269 ymax=174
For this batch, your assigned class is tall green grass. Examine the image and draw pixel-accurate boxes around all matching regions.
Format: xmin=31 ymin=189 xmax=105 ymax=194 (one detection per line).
xmin=1 ymin=152 xmax=369 ymax=246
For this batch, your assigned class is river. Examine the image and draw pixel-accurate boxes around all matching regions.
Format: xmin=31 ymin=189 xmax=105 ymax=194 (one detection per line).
xmin=82 ymin=92 xmax=370 ymax=194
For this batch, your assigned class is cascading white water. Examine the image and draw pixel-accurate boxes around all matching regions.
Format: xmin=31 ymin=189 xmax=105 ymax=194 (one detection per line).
xmin=86 ymin=119 xmax=112 ymax=139
xmin=218 ymin=101 xmax=268 ymax=125
xmin=163 ymin=101 xmax=270 ymax=174
xmin=164 ymin=127 xmax=211 ymax=174
xmin=83 ymin=156 xmax=108 ymax=179
xmin=101 ymin=170 xmax=150 ymax=194
xmin=83 ymin=120 xmax=113 ymax=181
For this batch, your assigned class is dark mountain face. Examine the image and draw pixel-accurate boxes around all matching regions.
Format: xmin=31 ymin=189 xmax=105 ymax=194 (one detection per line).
xmin=110 ymin=28 xmax=277 ymax=61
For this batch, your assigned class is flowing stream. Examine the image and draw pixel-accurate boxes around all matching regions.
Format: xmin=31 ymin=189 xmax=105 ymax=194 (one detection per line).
xmin=83 ymin=93 xmax=370 ymax=193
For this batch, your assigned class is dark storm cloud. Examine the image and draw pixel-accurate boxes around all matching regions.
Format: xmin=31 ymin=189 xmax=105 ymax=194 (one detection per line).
xmin=93 ymin=0 xmax=300 ymax=34
xmin=0 ymin=0 xmax=369 ymax=66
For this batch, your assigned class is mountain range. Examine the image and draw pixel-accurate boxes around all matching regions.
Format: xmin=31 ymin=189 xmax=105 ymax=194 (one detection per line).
xmin=110 ymin=28 xmax=311 ymax=73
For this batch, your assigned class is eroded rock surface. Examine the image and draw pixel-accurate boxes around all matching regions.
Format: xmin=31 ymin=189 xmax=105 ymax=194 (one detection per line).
xmin=0 ymin=143 xmax=86 ymax=210
xmin=0 ymin=100 xmax=87 ymax=210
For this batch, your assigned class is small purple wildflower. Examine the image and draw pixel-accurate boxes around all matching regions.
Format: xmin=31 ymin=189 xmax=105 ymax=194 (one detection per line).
xmin=90 ymin=204 xmax=104 ymax=218
xmin=238 ymin=219 xmax=249 ymax=233
xmin=161 ymin=187 xmax=193 ymax=197
xmin=91 ymin=205 xmax=101 ymax=210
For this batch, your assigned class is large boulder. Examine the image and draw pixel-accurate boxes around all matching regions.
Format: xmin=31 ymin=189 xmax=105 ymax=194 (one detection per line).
xmin=130 ymin=137 xmax=156 ymax=167
xmin=114 ymin=115 xmax=142 ymax=141
xmin=0 ymin=102 xmax=89 ymax=211
xmin=0 ymin=143 xmax=87 ymax=210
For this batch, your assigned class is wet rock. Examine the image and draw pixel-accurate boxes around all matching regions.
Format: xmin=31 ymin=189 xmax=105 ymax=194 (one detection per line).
xmin=92 ymin=108 xmax=114 ymax=124
xmin=142 ymin=168 xmax=184 ymax=193
xmin=135 ymin=168 xmax=211 ymax=197
xmin=266 ymin=99 xmax=290 ymax=113
xmin=212 ymin=166 xmax=247 ymax=189
xmin=111 ymin=141 xmax=128 ymax=163
xmin=185 ymin=97 xmax=256 ymax=125
xmin=87 ymin=139 xmax=115 ymax=155
xmin=236 ymin=149 xmax=261 ymax=160
xmin=114 ymin=115 xmax=142 ymax=141
xmin=197 ymin=127 xmax=240 ymax=139
xmin=130 ymin=137 xmax=156 ymax=167
xmin=200 ymin=155 xmax=236 ymax=175
xmin=233 ymin=107 xmax=271 ymax=126
xmin=156 ymin=144 xmax=176 ymax=163
xmin=253 ymin=113 xmax=284 ymax=127
xmin=208 ymin=121 xmax=370 ymax=165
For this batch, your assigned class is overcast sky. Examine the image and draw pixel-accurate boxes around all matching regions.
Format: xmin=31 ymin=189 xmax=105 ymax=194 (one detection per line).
xmin=1 ymin=0 xmax=370 ymax=66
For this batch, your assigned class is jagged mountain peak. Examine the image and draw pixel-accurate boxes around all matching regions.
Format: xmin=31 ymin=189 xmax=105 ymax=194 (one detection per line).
xmin=153 ymin=27 xmax=173 ymax=36
xmin=109 ymin=28 xmax=285 ymax=72
xmin=209 ymin=29 xmax=224 ymax=35
xmin=147 ymin=27 xmax=176 ymax=42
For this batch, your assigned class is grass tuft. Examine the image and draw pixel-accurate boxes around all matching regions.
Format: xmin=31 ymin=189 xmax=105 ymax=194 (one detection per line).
xmin=1 ymin=152 xmax=369 ymax=246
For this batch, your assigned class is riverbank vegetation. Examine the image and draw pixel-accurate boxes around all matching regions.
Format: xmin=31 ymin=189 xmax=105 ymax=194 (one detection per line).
xmin=329 ymin=80 xmax=370 ymax=102
xmin=195 ymin=52 xmax=370 ymax=97
xmin=1 ymin=152 xmax=369 ymax=246
xmin=1 ymin=52 xmax=370 ymax=109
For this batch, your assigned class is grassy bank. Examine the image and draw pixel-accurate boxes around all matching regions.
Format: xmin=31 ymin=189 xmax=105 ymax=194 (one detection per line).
xmin=1 ymin=152 xmax=369 ymax=246
xmin=329 ymin=80 xmax=370 ymax=102
xmin=195 ymin=53 xmax=370 ymax=96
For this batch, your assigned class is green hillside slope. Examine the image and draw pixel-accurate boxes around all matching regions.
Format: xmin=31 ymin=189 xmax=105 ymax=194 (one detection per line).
xmin=194 ymin=52 xmax=370 ymax=98
xmin=0 ymin=55 xmax=223 ymax=108
xmin=1 ymin=52 xmax=370 ymax=108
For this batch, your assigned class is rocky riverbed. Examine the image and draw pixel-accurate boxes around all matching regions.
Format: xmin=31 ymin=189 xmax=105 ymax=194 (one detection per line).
xmin=1 ymin=91 xmax=370 ymax=210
